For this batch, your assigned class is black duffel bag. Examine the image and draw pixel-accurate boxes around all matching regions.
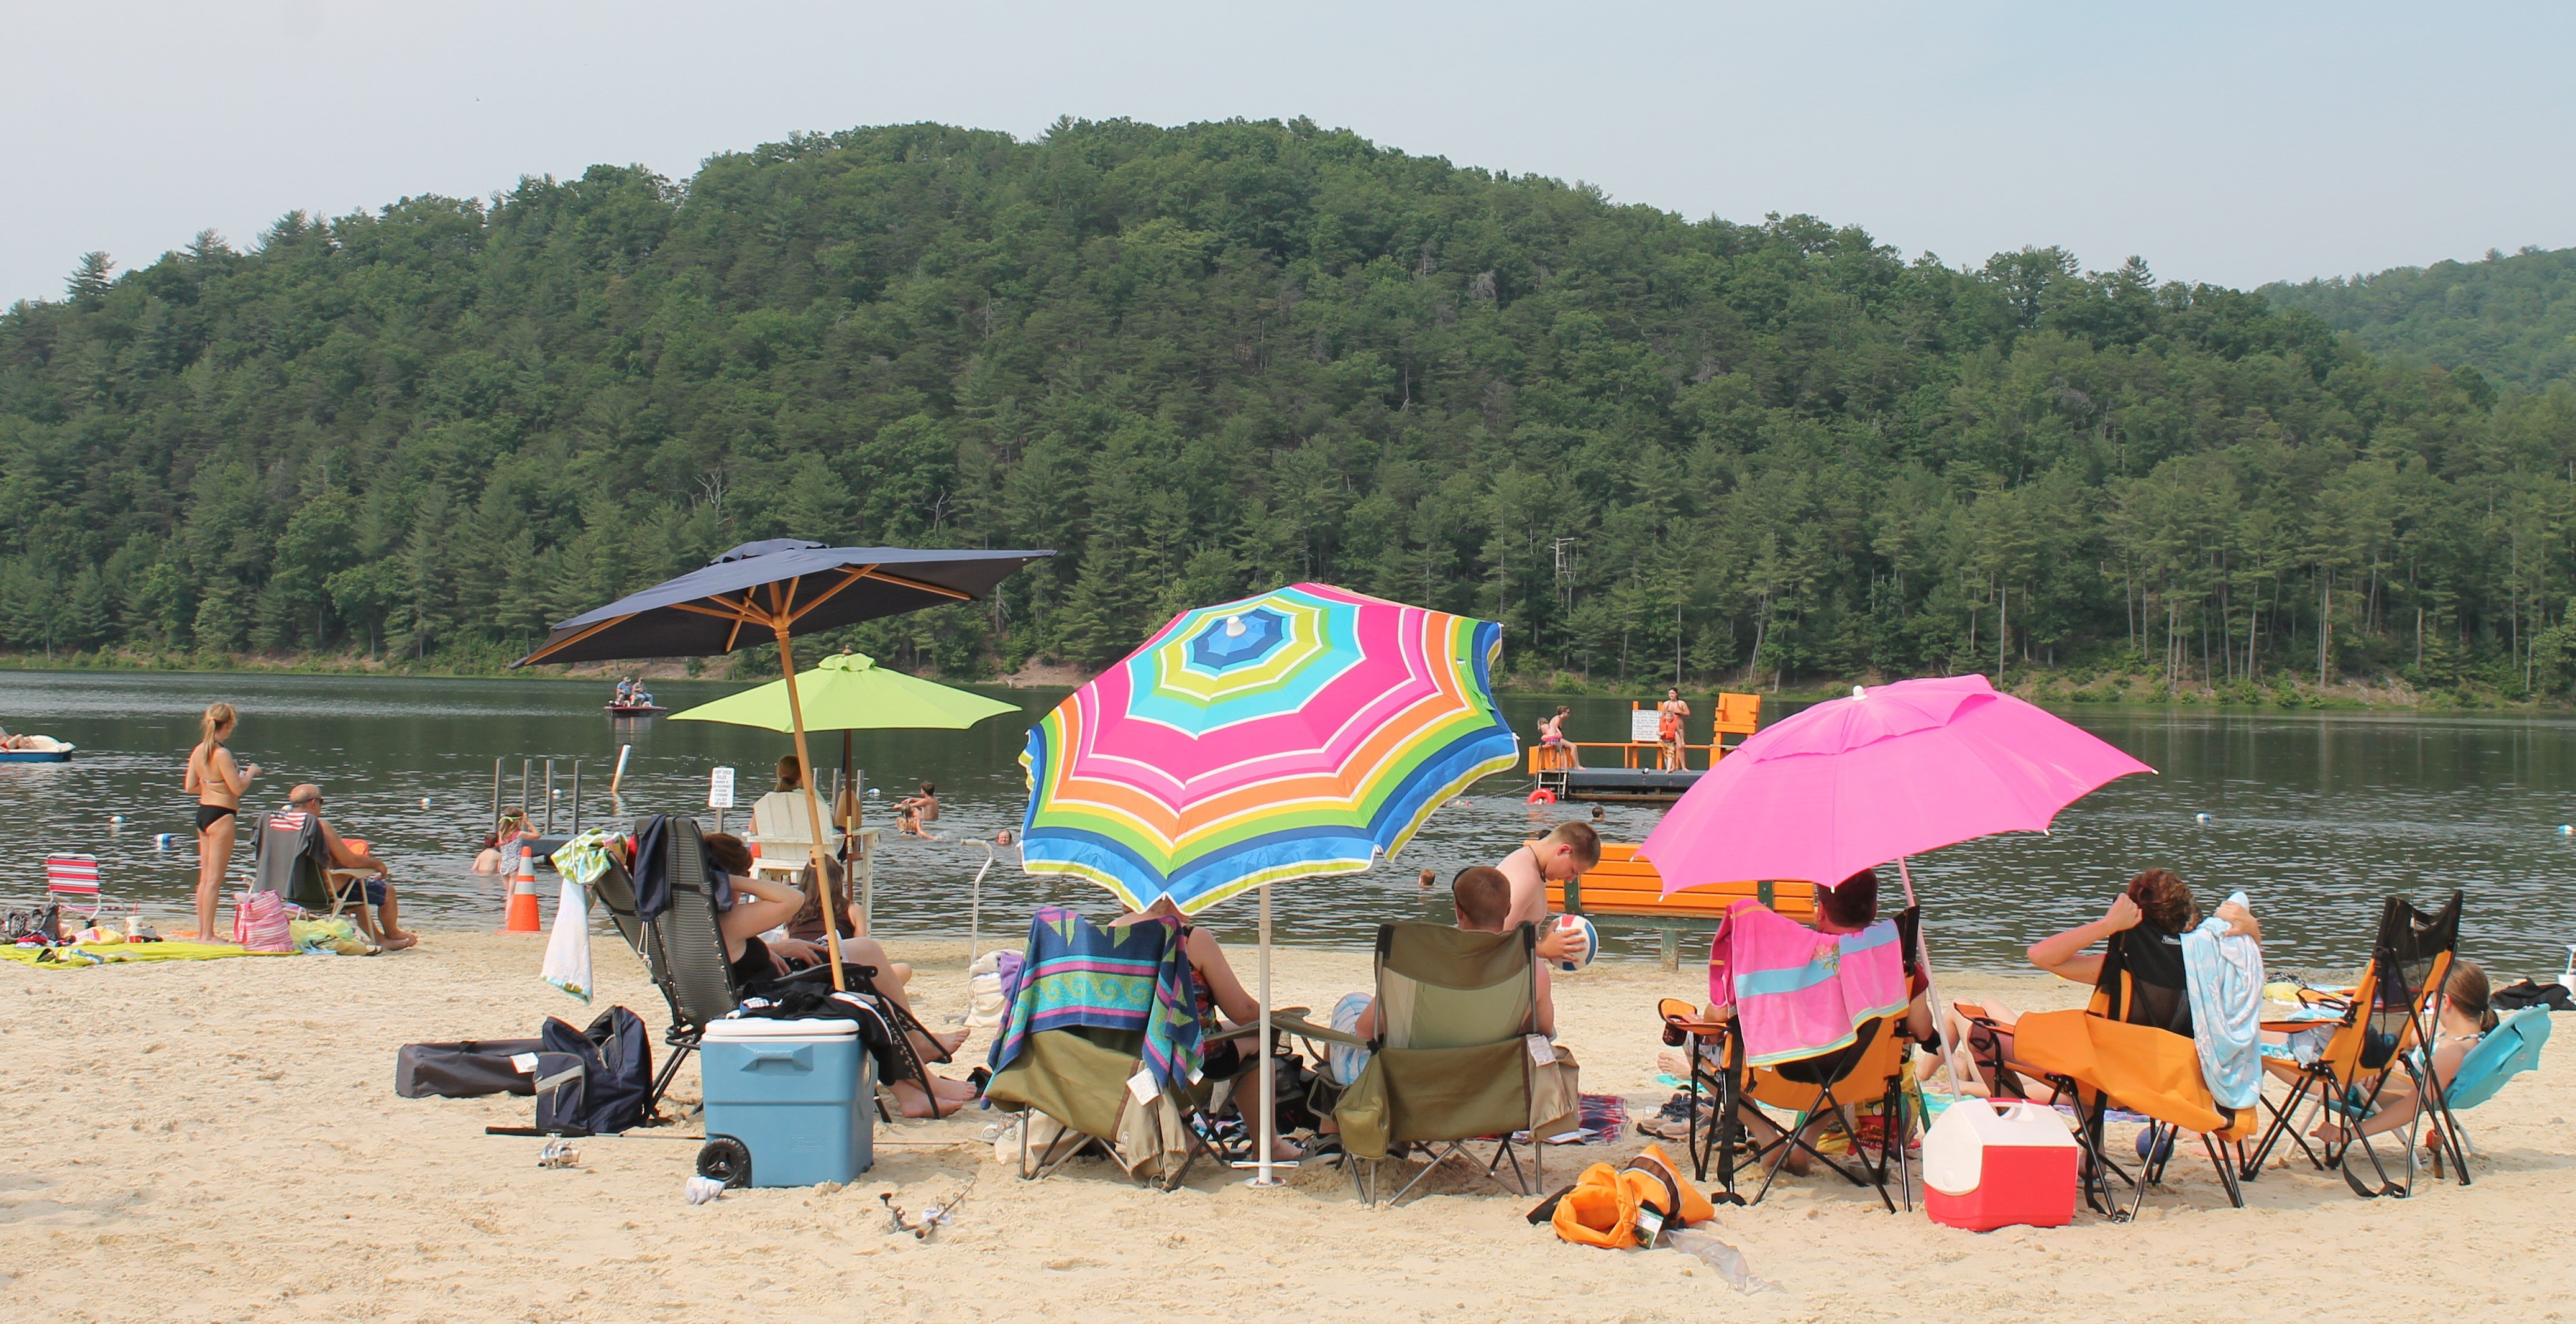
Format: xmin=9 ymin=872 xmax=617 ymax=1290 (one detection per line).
xmin=396 ymin=1038 xmax=563 ymax=1099
xmin=536 ymin=1006 xmax=655 ymax=1135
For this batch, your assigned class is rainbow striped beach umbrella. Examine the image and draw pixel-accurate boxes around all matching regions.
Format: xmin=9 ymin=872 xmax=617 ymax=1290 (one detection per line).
xmin=1018 ymin=582 xmax=1520 ymax=914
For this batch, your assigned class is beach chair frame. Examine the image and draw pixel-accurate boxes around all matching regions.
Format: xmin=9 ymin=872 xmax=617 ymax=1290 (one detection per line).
xmin=984 ymin=910 xmax=1238 ymax=1192
xmin=591 ymin=814 xmax=947 ymax=1128
xmin=42 ymin=853 xmax=122 ymax=922
xmin=1337 ymin=922 xmax=1547 ymax=1208
xmin=2014 ymin=930 xmax=2255 ymax=1221
xmin=249 ymin=812 xmax=383 ymax=943
xmin=2240 ymin=893 xmax=2466 ymax=1198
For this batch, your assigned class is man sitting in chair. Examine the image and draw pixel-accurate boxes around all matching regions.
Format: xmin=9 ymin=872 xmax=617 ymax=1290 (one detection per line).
xmin=285 ymin=783 xmax=419 ymax=950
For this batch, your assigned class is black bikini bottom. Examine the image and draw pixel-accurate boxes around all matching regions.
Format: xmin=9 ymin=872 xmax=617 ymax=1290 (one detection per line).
xmin=195 ymin=804 xmax=237 ymax=833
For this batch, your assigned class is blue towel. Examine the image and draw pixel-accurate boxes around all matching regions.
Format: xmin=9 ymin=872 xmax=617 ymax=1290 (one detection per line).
xmin=2181 ymin=891 xmax=2265 ymax=1110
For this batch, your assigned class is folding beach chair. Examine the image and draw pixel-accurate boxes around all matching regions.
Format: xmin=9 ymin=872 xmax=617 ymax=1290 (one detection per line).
xmin=249 ymin=811 xmax=383 ymax=941
xmin=1658 ymin=906 xmax=1923 ymax=1212
xmin=2012 ymin=924 xmax=2258 ymax=1220
xmin=44 ymin=854 xmax=109 ymax=920
xmin=1331 ymin=921 xmax=1563 ymax=1207
xmin=2241 ymin=893 xmax=2465 ymax=1197
xmin=984 ymin=906 xmax=1233 ymax=1191
xmin=597 ymin=814 xmax=947 ymax=1126
xmin=2427 ymin=1006 xmax=2550 ymax=1177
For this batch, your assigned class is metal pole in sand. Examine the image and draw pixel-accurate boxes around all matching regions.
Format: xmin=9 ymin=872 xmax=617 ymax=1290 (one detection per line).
xmin=1250 ymin=883 xmax=1280 ymax=1187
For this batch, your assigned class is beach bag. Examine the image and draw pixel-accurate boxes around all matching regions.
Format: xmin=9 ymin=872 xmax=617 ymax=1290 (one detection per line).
xmin=1552 ymin=1146 xmax=1713 ymax=1248
xmin=232 ymin=890 xmax=292 ymax=952
xmin=536 ymin=1006 xmax=654 ymax=1134
xmin=394 ymin=1038 xmax=549 ymax=1098
xmin=965 ymin=949 xmax=1020 ymax=1028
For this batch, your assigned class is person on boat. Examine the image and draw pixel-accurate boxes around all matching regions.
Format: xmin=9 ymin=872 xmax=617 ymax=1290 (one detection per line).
xmin=182 ymin=702 xmax=259 ymax=942
xmin=0 ymin=724 xmax=42 ymax=751
xmin=285 ymin=783 xmax=419 ymax=950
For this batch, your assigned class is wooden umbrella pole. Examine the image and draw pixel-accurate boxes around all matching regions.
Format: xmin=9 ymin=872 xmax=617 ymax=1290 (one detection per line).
xmin=774 ymin=623 xmax=846 ymax=992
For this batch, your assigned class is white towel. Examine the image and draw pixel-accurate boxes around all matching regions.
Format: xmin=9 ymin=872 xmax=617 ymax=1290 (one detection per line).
xmin=541 ymin=877 xmax=593 ymax=1003
xmin=2182 ymin=890 xmax=2264 ymax=1110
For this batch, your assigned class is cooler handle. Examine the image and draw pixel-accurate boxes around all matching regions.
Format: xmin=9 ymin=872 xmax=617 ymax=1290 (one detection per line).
xmin=743 ymin=1046 xmax=815 ymax=1072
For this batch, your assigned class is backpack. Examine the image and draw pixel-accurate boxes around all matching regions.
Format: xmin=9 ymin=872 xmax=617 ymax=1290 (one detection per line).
xmin=536 ymin=1006 xmax=654 ymax=1134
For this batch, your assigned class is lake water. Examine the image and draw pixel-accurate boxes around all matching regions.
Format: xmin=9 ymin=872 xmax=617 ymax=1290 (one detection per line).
xmin=4 ymin=671 xmax=2573 ymax=980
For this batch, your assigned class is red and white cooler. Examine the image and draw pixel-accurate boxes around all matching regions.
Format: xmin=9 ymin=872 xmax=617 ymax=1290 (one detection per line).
xmin=1922 ymin=1098 xmax=2078 ymax=1231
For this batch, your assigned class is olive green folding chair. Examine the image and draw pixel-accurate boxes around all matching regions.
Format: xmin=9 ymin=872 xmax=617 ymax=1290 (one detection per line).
xmin=1332 ymin=921 xmax=1563 ymax=1207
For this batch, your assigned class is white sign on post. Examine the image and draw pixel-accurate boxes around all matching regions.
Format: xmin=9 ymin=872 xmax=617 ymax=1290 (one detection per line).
xmin=708 ymin=766 xmax=737 ymax=810
xmin=1629 ymin=709 xmax=1663 ymax=743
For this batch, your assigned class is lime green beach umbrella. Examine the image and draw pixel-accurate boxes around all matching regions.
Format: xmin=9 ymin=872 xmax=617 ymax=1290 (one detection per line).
xmin=669 ymin=650 xmax=1022 ymax=733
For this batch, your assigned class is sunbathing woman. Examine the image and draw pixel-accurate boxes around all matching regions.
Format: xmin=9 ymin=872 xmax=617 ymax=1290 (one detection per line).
xmin=702 ymin=833 xmax=978 ymax=1117
xmin=181 ymin=702 xmax=259 ymax=941
xmin=2309 ymin=959 xmax=2498 ymax=1149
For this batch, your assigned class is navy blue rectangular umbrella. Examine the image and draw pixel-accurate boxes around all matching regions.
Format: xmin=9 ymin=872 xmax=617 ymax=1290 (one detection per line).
xmin=512 ymin=539 xmax=1051 ymax=989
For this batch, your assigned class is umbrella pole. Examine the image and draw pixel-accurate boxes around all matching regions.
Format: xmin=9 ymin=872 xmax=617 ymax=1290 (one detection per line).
xmin=1251 ymin=883 xmax=1280 ymax=1187
xmin=1897 ymin=857 xmax=1967 ymax=1088
xmin=774 ymin=626 xmax=845 ymax=993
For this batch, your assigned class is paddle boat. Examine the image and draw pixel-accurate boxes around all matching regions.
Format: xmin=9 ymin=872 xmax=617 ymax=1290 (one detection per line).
xmin=605 ymin=684 xmax=666 ymax=717
xmin=0 ymin=734 xmax=74 ymax=763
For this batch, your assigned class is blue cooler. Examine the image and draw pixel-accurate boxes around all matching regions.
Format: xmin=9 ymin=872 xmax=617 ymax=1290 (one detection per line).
xmin=700 ymin=1018 xmax=874 ymax=1186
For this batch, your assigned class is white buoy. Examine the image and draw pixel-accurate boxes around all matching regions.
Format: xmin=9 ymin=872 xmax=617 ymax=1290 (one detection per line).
xmin=109 ymin=814 xmax=125 ymax=824
xmin=2558 ymin=825 xmax=2572 ymax=835
xmin=421 ymin=798 xmax=432 ymax=807
xmin=2194 ymin=812 xmax=2211 ymax=822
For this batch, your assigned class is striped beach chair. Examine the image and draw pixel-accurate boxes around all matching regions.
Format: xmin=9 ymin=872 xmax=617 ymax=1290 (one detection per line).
xmin=45 ymin=853 xmax=106 ymax=918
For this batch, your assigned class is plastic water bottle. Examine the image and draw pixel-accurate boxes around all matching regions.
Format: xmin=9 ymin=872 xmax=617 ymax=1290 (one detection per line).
xmin=1671 ymin=1229 xmax=1767 ymax=1293
xmin=684 ymin=1175 xmax=727 ymax=1205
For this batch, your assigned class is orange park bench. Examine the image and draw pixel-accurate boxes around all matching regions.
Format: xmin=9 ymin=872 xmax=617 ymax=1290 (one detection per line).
xmin=1546 ymin=843 xmax=1815 ymax=970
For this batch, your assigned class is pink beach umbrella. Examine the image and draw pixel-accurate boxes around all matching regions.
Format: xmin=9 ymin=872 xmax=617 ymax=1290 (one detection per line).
xmin=1641 ymin=674 xmax=2153 ymax=894
xmin=1639 ymin=674 xmax=2153 ymax=1078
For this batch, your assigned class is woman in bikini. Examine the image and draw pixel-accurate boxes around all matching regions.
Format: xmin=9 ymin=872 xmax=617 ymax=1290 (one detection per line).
xmin=181 ymin=702 xmax=259 ymax=941
xmin=1656 ymin=688 xmax=1690 ymax=771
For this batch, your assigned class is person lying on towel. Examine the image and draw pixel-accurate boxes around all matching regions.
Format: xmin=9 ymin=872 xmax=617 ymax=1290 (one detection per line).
xmin=702 ymin=832 xmax=979 ymax=1118
xmin=1947 ymin=868 xmax=2258 ymax=1101
xmin=285 ymin=783 xmax=419 ymax=950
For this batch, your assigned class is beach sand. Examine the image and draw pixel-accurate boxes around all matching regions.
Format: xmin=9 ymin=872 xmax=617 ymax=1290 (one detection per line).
xmin=4 ymin=932 xmax=2569 ymax=1323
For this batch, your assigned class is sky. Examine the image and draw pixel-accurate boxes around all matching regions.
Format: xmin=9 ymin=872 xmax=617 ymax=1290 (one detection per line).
xmin=6 ymin=1 xmax=2574 ymax=307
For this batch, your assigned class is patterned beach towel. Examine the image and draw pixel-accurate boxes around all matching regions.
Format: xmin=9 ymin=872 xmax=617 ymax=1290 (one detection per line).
xmin=986 ymin=906 xmax=1204 ymax=1092
xmin=1708 ymin=899 xmax=1908 ymax=1069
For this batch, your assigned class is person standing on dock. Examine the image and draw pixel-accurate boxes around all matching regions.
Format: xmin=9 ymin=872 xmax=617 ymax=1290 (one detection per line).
xmin=181 ymin=702 xmax=258 ymax=941
xmin=1656 ymin=687 xmax=1690 ymax=771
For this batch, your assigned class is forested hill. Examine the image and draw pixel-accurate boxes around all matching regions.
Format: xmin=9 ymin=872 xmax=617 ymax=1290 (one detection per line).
xmin=2263 ymin=246 xmax=2576 ymax=392
xmin=5 ymin=117 xmax=2575 ymax=697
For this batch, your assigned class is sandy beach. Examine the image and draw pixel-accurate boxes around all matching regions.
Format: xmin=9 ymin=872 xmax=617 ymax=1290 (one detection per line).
xmin=3 ymin=931 xmax=2568 ymax=1323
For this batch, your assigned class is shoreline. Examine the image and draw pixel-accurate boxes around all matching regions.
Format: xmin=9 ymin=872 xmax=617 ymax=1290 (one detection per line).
xmin=4 ymin=653 xmax=2567 ymax=713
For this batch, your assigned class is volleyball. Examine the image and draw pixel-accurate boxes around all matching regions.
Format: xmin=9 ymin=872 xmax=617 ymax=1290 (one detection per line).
xmin=1551 ymin=914 xmax=1598 ymax=972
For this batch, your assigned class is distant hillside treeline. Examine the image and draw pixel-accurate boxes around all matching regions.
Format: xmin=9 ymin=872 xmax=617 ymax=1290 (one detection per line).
xmin=6 ymin=117 xmax=2576 ymax=695
xmin=2264 ymin=245 xmax=2576 ymax=393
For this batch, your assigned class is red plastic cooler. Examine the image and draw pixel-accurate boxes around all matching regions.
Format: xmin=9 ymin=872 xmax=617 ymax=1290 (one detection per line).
xmin=1922 ymin=1098 xmax=2078 ymax=1231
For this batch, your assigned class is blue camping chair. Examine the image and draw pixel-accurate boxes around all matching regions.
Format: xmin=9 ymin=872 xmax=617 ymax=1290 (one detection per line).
xmin=2431 ymin=1008 xmax=2551 ymax=1178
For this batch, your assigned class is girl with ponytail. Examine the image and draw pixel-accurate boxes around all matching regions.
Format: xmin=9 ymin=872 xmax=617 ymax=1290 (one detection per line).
xmin=181 ymin=703 xmax=259 ymax=939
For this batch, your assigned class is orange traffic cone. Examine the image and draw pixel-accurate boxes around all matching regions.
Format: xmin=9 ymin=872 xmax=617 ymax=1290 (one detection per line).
xmin=502 ymin=845 xmax=542 ymax=933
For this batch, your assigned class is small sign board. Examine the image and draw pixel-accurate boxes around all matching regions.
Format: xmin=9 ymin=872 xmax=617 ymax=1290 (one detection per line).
xmin=708 ymin=766 xmax=736 ymax=810
xmin=1630 ymin=708 xmax=1663 ymax=743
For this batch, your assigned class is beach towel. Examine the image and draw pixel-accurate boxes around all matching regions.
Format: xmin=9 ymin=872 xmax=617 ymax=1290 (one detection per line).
xmin=1 ymin=939 xmax=285 ymax=968
xmin=2181 ymin=891 xmax=2264 ymax=1110
xmin=1708 ymin=900 xmax=1907 ymax=1068
xmin=542 ymin=876 xmax=594 ymax=1003
xmin=986 ymin=906 xmax=1203 ymax=1092
xmin=549 ymin=829 xmax=618 ymax=888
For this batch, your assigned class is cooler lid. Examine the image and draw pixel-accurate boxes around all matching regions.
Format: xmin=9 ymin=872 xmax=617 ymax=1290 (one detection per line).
xmin=1922 ymin=1098 xmax=2077 ymax=1195
xmin=704 ymin=1017 xmax=859 ymax=1041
